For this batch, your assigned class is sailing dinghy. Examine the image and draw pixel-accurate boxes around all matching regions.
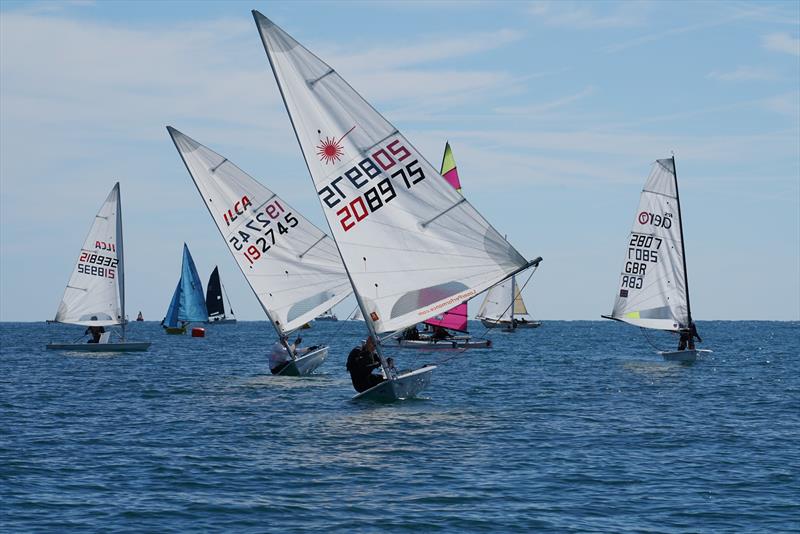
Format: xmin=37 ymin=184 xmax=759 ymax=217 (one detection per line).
xmin=205 ymin=266 xmax=237 ymax=324
xmin=476 ymin=273 xmax=542 ymax=331
xmin=162 ymin=244 xmax=207 ymax=334
xmin=602 ymin=157 xmax=709 ymax=363
xmin=397 ymin=142 xmax=490 ymax=350
xmin=168 ymin=127 xmax=352 ymax=376
xmin=254 ymin=11 xmax=540 ymax=400
xmin=47 ymin=183 xmax=150 ymax=352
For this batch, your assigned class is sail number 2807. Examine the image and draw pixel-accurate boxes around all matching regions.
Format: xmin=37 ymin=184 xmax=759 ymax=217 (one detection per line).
xmin=316 ymin=140 xmax=426 ymax=232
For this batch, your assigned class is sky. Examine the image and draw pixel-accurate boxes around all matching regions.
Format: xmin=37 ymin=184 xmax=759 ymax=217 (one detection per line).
xmin=1 ymin=0 xmax=798 ymax=322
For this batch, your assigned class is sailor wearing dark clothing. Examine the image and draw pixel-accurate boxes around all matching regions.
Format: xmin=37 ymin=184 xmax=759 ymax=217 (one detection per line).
xmin=85 ymin=317 xmax=105 ymax=343
xmin=346 ymin=336 xmax=385 ymax=392
xmin=403 ymin=326 xmax=420 ymax=341
xmin=432 ymin=326 xmax=452 ymax=341
xmin=678 ymin=322 xmax=702 ymax=350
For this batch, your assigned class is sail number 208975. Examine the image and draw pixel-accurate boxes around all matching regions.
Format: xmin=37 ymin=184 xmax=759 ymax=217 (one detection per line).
xmin=317 ymin=140 xmax=426 ymax=232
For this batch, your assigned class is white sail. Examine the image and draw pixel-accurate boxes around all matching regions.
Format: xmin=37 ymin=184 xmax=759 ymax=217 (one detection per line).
xmin=168 ymin=127 xmax=352 ymax=334
xmin=54 ymin=183 xmax=123 ymax=326
xmin=476 ymin=279 xmax=513 ymax=322
xmin=609 ymin=159 xmax=688 ymax=331
xmin=253 ymin=12 xmax=534 ymax=335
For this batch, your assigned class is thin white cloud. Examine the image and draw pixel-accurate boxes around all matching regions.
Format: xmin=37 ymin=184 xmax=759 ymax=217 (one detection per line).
xmin=706 ymin=66 xmax=777 ymax=81
xmin=763 ymin=32 xmax=800 ymax=56
xmin=528 ymin=1 xmax=650 ymax=29
xmin=494 ymin=86 xmax=595 ymax=116
xmin=761 ymin=91 xmax=800 ymax=118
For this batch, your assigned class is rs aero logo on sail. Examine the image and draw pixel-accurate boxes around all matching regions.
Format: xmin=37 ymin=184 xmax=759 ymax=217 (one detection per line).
xmin=638 ymin=211 xmax=673 ymax=229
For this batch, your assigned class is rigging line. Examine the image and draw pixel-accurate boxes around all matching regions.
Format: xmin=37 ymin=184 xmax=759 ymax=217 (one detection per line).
xmin=433 ymin=265 xmax=540 ymax=367
xmin=639 ymin=327 xmax=664 ymax=352
xmin=329 ymin=305 xmax=360 ymax=340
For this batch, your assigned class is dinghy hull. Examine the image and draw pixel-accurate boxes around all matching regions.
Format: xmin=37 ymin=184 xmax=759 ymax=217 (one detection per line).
xmin=397 ymin=339 xmax=491 ymax=350
xmin=658 ymin=348 xmax=712 ymax=363
xmin=164 ymin=326 xmax=187 ymax=335
xmin=352 ymin=366 xmax=436 ymax=402
xmin=276 ymin=346 xmax=328 ymax=376
xmin=481 ymin=318 xmax=542 ymax=329
xmin=46 ymin=342 xmax=151 ymax=352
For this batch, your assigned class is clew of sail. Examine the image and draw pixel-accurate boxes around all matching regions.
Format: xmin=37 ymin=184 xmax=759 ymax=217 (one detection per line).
xmin=165 ymin=244 xmax=207 ymax=327
xmin=54 ymin=183 xmax=123 ymax=327
xmin=168 ymin=127 xmax=352 ymax=334
xmin=608 ymin=159 xmax=688 ymax=331
xmin=253 ymin=11 xmax=534 ymax=335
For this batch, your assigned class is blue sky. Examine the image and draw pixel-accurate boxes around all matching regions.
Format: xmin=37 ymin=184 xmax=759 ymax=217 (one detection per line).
xmin=1 ymin=0 xmax=798 ymax=321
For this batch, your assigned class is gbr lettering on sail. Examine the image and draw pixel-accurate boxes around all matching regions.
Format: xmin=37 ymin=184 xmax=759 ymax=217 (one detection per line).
xmin=619 ymin=210 xmax=674 ymax=293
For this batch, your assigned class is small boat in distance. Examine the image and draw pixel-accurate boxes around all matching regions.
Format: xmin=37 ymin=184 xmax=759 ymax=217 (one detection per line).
xmin=602 ymin=156 xmax=710 ymax=363
xmin=136 ymin=311 xmax=144 ymax=321
xmin=477 ymin=273 xmax=542 ymax=331
xmin=46 ymin=183 xmax=151 ymax=352
xmin=162 ymin=244 xmax=207 ymax=335
xmin=314 ymin=309 xmax=338 ymax=321
xmin=205 ymin=266 xmax=237 ymax=324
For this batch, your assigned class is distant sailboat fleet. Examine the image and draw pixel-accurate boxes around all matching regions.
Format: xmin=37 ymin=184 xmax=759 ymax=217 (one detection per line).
xmin=45 ymin=10 xmax=708 ymax=398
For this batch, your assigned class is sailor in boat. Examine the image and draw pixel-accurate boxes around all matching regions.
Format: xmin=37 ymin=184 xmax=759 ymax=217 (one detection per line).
xmin=85 ymin=317 xmax=105 ymax=343
xmin=269 ymin=337 xmax=318 ymax=374
xmin=678 ymin=322 xmax=702 ymax=351
xmin=432 ymin=326 xmax=453 ymax=341
xmin=346 ymin=336 xmax=385 ymax=392
xmin=402 ymin=326 xmax=420 ymax=341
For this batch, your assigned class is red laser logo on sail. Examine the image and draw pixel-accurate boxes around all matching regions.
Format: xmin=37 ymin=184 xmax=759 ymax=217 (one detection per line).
xmin=316 ymin=125 xmax=356 ymax=165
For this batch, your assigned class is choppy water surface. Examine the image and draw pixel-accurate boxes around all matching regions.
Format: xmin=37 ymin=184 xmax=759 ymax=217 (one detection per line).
xmin=1 ymin=320 xmax=798 ymax=532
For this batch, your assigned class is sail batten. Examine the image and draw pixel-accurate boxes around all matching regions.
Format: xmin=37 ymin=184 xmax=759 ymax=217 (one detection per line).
xmin=607 ymin=158 xmax=688 ymax=331
xmin=168 ymin=127 xmax=352 ymax=334
xmin=54 ymin=183 xmax=124 ymax=327
xmin=253 ymin=10 xmax=534 ymax=335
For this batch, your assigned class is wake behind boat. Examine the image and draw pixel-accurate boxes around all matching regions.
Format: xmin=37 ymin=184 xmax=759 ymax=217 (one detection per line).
xmin=602 ymin=156 xmax=707 ymax=363
xmin=254 ymin=11 xmax=540 ymax=401
xmin=46 ymin=183 xmax=150 ymax=352
xmin=168 ymin=127 xmax=352 ymax=376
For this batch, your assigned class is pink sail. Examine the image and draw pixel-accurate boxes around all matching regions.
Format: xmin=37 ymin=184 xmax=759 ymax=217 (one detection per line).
xmin=424 ymin=142 xmax=467 ymax=332
xmin=424 ymin=301 xmax=468 ymax=332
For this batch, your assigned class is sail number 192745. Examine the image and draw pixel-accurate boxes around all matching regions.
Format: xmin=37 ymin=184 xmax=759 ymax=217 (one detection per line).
xmin=225 ymin=198 xmax=299 ymax=266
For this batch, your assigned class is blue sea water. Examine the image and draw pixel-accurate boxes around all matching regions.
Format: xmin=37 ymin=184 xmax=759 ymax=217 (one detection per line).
xmin=1 ymin=320 xmax=798 ymax=533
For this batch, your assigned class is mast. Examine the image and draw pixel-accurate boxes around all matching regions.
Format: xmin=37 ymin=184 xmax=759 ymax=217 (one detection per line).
xmin=116 ymin=182 xmax=126 ymax=341
xmin=671 ymin=155 xmax=692 ymax=326
xmin=253 ymin=10 xmax=390 ymax=374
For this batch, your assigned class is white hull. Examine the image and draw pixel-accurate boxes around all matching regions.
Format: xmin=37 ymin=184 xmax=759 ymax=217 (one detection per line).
xmin=396 ymin=338 xmax=491 ymax=350
xmin=658 ymin=349 xmax=712 ymax=363
xmin=480 ymin=318 xmax=541 ymax=329
xmin=352 ymin=366 xmax=436 ymax=402
xmin=46 ymin=341 xmax=151 ymax=352
xmin=276 ymin=346 xmax=328 ymax=376
xmin=206 ymin=317 xmax=237 ymax=324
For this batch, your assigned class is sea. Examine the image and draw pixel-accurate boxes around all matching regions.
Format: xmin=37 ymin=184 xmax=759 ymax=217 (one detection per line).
xmin=1 ymin=320 xmax=798 ymax=533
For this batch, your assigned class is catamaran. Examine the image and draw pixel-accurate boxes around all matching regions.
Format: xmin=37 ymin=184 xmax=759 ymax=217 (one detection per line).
xmin=602 ymin=157 xmax=709 ymax=363
xmin=47 ymin=183 xmax=151 ymax=352
xmin=205 ymin=266 xmax=237 ymax=324
xmin=162 ymin=244 xmax=207 ymax=334
xmin=168 ymin=127 xmax=352 ymax=375
xmin=253 ymin=11 xmax=541 ymax=400
xmin=476 ymin=274 xmax=542 ymax=331
xmin=397 ymin=142 xmax=490 ymax=350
